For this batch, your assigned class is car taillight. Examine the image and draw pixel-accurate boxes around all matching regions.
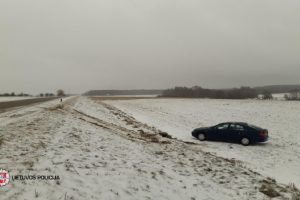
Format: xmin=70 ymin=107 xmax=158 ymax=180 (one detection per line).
xmin=260 ymin=130 xmax=268 ymax=137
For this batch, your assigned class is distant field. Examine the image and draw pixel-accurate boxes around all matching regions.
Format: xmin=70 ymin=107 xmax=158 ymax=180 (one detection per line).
xmin=90 ymin=95 xmax=158 ymax=101
xmin=105 ymin=98 xmax=300 ymax=187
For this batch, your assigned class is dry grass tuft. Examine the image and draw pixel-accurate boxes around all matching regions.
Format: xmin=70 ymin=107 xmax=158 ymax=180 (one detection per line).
xmin=158 ymin=132 xmax=172 ymax=139
xmin=23 ymin=160 xmax=34 ymax=170
xmin=259 ymin=184 xmax=281 ymax=198
xmin=0 ymin=137 xmax=4 ymax=147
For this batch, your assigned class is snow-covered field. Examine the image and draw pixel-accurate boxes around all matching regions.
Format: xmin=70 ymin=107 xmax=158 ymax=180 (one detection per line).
xmin=105 ymin=98 xmax=300 ymax=187
xmin=1 ymin=96 xmax=299 ymax=199
xmin=0 ymin=97 xmax=37 ymax=102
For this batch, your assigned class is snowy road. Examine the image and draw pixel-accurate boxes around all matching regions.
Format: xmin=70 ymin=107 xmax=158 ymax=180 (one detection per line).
xmin=0 ymin=97 xmax=36 ymax=102
xmin=0 ymin=97 xmax=58 ymax=111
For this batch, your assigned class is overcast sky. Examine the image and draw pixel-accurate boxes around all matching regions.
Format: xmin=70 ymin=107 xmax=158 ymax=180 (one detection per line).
xmin=1 ymin=0 xmax=299 ymax=94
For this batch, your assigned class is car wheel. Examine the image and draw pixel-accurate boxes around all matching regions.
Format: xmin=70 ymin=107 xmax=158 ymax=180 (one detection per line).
xmin=240 ymin=137 xmax=250 ymax=146
xmin=198 ymin=133 xmax=206 ymax=141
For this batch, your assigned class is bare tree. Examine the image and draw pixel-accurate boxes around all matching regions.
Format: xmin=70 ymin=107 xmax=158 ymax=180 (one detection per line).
xmin=56 ymin=89 xmax=65 ymax=97
xmin=262 ymin=90 xmax=273 ymax=100
xmin=284 ymin=91 xmax=300 ymax=101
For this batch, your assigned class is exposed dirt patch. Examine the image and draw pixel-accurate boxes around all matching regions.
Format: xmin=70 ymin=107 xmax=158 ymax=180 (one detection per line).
xmin=158 ymin=131 xmax=173 ymax=138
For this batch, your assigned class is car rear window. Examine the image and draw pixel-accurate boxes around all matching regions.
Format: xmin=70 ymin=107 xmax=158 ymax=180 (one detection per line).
xmin=248 ymin=124 xmax=261 ymax=130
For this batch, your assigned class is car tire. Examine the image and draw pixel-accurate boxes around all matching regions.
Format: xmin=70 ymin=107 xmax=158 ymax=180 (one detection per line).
xmin=197 ymin=133 xmax=206 ymax=141
xmin=240 ymin=137 xmax=250 ymax=146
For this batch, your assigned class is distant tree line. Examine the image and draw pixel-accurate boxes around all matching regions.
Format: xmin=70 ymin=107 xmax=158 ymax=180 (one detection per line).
xmin=40 ymin=90 xmax=65 ymax=97
xmin=161 ymin=86 xmax=258 ymax=99
xmin=0 ymin=92 xmax=31 ymax=97
xmin=260 ymin=90 xmax=273 ymax=100
xmin=39 ymin=93 xmax=55 ymax=97
xmin=284 ymin=90 xmax=300 ymax=101
xmin=161 ymin=86 xmax=300 ymax=100
xmin=0 ymin=89 xmax=65 ymax=97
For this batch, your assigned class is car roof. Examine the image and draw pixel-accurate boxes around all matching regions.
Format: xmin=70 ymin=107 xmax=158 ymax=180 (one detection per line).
xmin=216 ymin=122 xmax=263 ymax=129
xmin=222 ymin=122 xmax=248 ymax=125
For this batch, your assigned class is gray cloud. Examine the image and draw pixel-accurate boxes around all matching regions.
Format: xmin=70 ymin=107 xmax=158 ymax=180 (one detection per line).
xmin=1 ymin=0 xmax=299 ymax=94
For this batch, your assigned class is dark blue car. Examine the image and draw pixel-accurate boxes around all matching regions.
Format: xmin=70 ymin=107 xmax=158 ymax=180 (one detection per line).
xmin=192 ymin=122 xmax=268 ymax=146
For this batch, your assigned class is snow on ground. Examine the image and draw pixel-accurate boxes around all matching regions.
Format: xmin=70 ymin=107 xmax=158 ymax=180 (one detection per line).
xmin=1 ymin=96 xmax=299 ymax=199
xmin=73 ymin=97 xmax=130 ymax=128
xmin=105 ymin=98 xmax=300 ymax=187
xmin=0 ymin=97 xmax=37 ymax=102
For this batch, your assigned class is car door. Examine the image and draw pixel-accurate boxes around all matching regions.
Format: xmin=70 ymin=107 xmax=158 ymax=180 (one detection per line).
xmin=211 ymin=123 xmax=230 ymax=141
xmin=228 ymin=123 xmax=245 ymax=142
